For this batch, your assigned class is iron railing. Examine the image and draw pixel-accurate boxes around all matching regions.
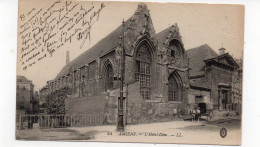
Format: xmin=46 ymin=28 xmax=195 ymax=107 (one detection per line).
xmin=17 ymin=114 xmax=104 ymax=130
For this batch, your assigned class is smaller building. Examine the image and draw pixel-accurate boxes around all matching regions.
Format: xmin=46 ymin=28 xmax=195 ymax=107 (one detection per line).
xmin=187 ymin=45 xmax=241 ymax=113
xmin=32 ymin=91 xmax=39 ymax=114
xmin=16 ymin=76 xmax=34 ymax=114
xmin=39 ymin=86 xmax=49 ymax=114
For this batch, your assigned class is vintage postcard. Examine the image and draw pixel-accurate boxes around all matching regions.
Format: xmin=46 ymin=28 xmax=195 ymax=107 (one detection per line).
xmin=16 ymin=0 xmax=244 ymax=145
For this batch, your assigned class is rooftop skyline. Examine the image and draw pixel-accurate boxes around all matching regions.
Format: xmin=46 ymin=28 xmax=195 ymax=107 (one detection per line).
xmin=17 ymin=1 xmax=244 ymax=91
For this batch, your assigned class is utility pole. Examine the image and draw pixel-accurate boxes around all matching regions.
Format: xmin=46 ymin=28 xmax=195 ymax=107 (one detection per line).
xmin=117 ymin=19 xmax=125 ymax=131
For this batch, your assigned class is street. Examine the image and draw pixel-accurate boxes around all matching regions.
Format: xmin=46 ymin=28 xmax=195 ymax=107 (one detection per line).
xmin=16 ymin=118 xmax=241 ymax=145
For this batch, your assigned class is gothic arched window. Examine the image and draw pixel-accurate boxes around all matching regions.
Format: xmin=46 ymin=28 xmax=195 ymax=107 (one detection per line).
xmin=168 ymin=74 xmax=180 ymax=101
xmin=168 ymin=40 xmax=183 ymax=62
xmin=135 ymin=44 xmax=152 ymax=100
xmin=105 ymin=64 xmax=113 ymax=91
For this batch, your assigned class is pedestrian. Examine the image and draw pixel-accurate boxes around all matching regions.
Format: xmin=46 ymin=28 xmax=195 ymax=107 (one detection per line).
xmin=195 ymin=107 xmax=201 ymax=121
xmin=103 ymin=111 xmax=108 ymax=125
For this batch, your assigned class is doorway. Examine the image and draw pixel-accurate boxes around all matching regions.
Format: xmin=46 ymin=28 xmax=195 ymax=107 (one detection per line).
xmin=222 ymin=90 xmax=228 ymax=110
xmin=198 ymin=103 xmax=207 ymax=114
xmin=218 ymin=89 xmax=230 ymax=110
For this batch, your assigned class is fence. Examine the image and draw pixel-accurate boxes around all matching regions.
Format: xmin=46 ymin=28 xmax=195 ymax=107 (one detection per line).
xmin=17 ymin=113 xmax=104 ymax=130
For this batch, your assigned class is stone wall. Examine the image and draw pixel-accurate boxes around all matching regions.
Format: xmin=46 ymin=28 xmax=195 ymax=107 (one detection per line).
xmin=125 ymin=101 xmax=189 ymax=124
xmin=205 ymin=65 xmax=233 ymax=108
xmin=65 ymin=94 xmax=107 ymax=114
xmin=105 ymin=98 xmax=190 ymax=124
xmin=105 ymin=82 xmax=190 ymax=124
xmin=65 ymin=82 xmax=191 ymax=124
xmin=17 ymin=83 xmax=33 ymax=113
xmin=188 ymin=88 xmax=212 ymax=110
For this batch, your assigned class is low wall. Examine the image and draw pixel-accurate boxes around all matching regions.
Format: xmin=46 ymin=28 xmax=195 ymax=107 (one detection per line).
xmin=106 ymin=83 xmax=190 ymax=124
xmin=65 ymin=82 xmax=191 ymax=124
xmin=65 ymin=94 xmax=107 ymax=114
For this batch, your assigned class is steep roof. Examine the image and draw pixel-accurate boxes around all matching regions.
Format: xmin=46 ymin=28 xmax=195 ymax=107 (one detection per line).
xmin=186 ymin=44 xmax=218 ymax=77
xmin=17 ymin=75 xmax=32 ymax=83
xmin=55 ymin=3 xmax=151 ymax=80
xmin=156 ymin=24 xmax=183 ymax=52
xmin=190 ymin=77 xmax=211 ymax=90
xmin=156 ymin=26 xmax=172 ymax=50
xmin=55 ymin=24 xmax=123 ymax=80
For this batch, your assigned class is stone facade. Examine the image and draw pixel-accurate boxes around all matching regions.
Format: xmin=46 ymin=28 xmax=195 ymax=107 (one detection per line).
xmin=42 ymin=3 xmax=242 ymax=123
xmin=187 ymin=46 xmax=241 ymax=113
xmin=16 ymin=76 xmax=34 ymax=113
xmin=65 ymin=82 xmax=189 ymax=124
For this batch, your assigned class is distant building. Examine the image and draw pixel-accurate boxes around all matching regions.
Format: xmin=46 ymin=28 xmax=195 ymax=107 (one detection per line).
xmin=39 ymin=86 xmax=49 ymax=114
xmin=232 ymin=58 xmax=243 ymax=114
xmin=16 ymin=76 xmax=34 ymax=114
xmin=32 ymin=91 xmax=39 ymax=114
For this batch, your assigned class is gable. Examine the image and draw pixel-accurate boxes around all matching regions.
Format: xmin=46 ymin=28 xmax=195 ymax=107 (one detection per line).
xmin=205 ymin=53 xmax=239 ymax=69
xmin=218 ymin=58 xmax=230 ymax=65
xmin=156 ymin=24 xmax=184 ymax=52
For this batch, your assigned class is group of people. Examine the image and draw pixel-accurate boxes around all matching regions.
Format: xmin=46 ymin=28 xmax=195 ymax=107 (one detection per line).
xmin=189 ymin=108 xmax=201 ymax=121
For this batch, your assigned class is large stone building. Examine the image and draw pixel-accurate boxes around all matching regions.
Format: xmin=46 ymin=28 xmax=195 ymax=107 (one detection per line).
xmin=16 ymin=76 xmax=34 ymax=114
xmin=43 ymin=4 xmax=242 ymax=123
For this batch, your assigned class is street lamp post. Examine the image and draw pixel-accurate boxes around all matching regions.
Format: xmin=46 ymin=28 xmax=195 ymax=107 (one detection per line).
xmin=117 ymin=20 xmax=126 ymax=131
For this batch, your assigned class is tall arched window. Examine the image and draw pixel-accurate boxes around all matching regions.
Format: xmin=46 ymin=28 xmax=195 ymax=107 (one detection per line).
xmin=105 ymin=64 xmax=113 ymax=91
xmin=168 ymin=40 xmax=184 ymax=65
xmin=168 ymin=76 xmax=178 ymax=101
xmin=135 ymin=44 xmax=151 ymax=100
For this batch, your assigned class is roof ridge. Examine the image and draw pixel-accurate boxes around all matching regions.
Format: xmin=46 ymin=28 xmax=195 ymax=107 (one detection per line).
xmin=187 ymin=44 xmax=210 ymax=51
xmin=54 ymin=3 xmax=151 ymax=80
xmin=63 ymin=4 xmax=142 ymax=67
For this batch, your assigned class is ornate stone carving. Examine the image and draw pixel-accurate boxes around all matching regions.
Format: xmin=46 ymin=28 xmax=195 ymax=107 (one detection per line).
xmin=157 ymin=50 xmax=168 ymax=65
xmin=134 ymin=3 xmax=149 ymax=16
xmin=159 ymin=24 xmax=186 ymax=68
xmin=140 ymin=14 xmax=150 ymax=35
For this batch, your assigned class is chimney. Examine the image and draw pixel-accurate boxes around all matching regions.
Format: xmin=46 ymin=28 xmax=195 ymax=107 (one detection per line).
xmin=219 ymin=48 xmax=226 ymax=55
xmin=66 ymin=51 xmax=70 ymax=65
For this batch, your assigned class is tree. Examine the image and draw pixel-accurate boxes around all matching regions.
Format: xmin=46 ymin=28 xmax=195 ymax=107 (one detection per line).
xmin=45 ymin=87 xmax=70 ymax=114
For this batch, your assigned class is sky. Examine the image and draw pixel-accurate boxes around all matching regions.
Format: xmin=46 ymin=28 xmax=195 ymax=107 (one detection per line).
xmin=17 ymin=0 xmax=244 ymax=91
